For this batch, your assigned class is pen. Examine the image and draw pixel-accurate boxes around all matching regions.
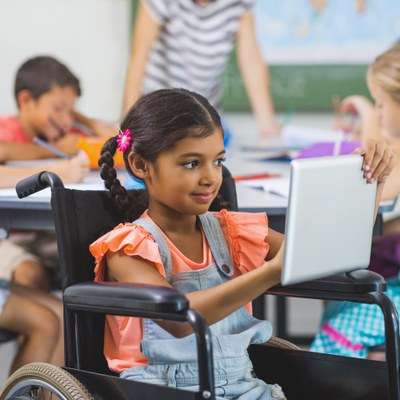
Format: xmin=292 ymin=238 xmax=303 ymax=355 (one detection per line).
xmin=33 ymin=137 xmax=70 ymax=159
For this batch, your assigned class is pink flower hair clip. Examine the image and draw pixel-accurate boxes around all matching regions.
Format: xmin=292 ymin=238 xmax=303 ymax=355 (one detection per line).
xmin=117 ymin=129 xmax=132 ymax=152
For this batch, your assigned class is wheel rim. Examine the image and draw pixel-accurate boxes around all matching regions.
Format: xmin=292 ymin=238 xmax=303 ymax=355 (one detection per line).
xmin=3 ymin=377 xmax=69 ymax=399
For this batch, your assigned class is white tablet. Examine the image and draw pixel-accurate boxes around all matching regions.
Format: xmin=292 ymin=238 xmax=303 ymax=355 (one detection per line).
xmin=281 ymin=154 xmax=377 ymax=286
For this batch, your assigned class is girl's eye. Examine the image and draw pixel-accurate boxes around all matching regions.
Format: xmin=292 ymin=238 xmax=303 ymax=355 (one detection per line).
xmin=215 ymin=157 xmax=226 ymax=167
xmin=183 ymin=160 xmax=199 ymax=169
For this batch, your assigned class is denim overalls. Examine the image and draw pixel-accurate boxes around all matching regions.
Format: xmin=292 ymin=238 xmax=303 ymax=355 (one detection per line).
xmin=120 ymin=212 xmax=286 ymax=399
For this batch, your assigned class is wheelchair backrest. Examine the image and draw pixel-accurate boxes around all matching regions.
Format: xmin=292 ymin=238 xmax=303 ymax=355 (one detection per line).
xmin=51 ymin=188 xmax=124 ymax=290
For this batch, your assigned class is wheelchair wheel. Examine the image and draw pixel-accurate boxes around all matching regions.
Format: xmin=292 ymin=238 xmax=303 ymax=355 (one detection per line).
xmin=0 ymin=362 xmax=93 ymax=400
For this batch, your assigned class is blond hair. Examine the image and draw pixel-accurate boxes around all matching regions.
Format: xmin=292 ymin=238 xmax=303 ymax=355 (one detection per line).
xmin=368 ymin=43 xmax=400 ymax=103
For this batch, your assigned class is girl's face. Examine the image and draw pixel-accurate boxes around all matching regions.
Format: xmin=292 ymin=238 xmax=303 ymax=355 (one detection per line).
xmin=368 ymin=77 xmax=400 ymax=138
xmin=142 ymin=128 xmax=225 ymax=219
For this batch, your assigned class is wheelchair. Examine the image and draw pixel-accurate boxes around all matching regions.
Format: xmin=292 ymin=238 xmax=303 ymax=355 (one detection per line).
xmin=0 ymin=166 xmax=399 ymax=400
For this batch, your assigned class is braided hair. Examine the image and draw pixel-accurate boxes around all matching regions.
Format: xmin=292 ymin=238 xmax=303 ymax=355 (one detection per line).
xmin=98 ymin=88 xmax=229 ymax=221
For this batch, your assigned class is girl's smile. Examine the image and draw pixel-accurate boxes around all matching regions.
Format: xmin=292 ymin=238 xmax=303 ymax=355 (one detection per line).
xmin=190 ymin=191 xmax=214 ymax=203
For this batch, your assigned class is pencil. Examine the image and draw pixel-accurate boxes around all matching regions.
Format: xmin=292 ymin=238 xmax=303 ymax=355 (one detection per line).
xmin=33 ymin=137 xmax=70 ymax=159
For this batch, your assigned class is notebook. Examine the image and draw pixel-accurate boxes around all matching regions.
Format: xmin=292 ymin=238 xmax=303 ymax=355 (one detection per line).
xmin=296 ymin=141 xmax=361 ymax=159
xmin=281 ymin=154 xmax=377 ymax=286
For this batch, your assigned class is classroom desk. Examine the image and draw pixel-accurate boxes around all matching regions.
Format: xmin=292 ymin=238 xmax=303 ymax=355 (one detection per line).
xmin=0 ymin=175 xmax=288 ymax=232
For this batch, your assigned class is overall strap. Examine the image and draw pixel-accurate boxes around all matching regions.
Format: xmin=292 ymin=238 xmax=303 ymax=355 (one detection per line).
xmin=198 ymin=212 xmax=234 ymax=277
xmin=134 ymin=218 xmax=173 ymax=282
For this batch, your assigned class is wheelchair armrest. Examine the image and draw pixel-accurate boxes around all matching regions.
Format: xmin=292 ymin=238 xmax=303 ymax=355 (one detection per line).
xmin=63 ymin=281 xmax=189 ymax=319
xmin=64 ymin=281 xmax=215 ymax=396
xmin=267 ymin=269 xmax=386 ymax=300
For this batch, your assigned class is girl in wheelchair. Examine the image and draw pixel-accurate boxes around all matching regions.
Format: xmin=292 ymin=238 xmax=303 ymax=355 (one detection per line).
xmin=90 ymin=88 xmax=395 ymax=399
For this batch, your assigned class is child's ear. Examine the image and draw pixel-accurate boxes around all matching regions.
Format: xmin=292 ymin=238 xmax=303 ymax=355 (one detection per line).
xmin=128 ymin=153 xmax=149 ymax=179
xmin=17 ymin=90 xmax=34 ymax=109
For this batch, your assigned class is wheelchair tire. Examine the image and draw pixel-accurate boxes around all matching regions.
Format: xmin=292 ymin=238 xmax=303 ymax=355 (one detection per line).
xmin=0 ymin=362 xmax=94 ymax=400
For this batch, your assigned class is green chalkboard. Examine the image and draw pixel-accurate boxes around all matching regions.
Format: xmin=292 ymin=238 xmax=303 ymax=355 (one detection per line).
xmin=221 ymin=55 xmax=370 ymax=112
xmin=130 ymin=1 xmax=369 ymax=112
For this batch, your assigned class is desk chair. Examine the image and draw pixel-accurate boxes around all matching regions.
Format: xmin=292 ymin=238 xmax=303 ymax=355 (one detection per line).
xmin=1 ymin=168 xmax=399 ymax=400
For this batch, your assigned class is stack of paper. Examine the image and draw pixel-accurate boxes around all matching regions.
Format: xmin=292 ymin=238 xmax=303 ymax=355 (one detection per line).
xmin=237 ymin=177 xmax=290 ymax=198
xmin=281 ymin=125 xmax=342 ymax=146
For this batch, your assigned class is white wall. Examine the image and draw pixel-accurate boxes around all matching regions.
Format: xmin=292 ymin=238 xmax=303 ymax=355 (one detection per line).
xmin=0 ymin=0 xmax=130 ymax=121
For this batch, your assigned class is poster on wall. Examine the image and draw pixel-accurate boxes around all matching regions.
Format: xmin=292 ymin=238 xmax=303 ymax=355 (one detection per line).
xmin=254 ymin=0 xmax=400 ymax=65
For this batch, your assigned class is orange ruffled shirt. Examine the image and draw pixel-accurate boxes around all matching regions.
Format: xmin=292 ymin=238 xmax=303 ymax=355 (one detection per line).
xmin=90 ymin=209 xmax=269 ymax=373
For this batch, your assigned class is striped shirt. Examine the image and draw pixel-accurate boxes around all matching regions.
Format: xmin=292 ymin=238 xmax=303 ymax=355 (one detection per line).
xmin=142 ymin=0 xmax=253 ymax=107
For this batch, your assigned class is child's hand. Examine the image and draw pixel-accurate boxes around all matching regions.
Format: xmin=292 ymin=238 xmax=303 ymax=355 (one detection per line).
xmin=53 ymin=134 xmax=81 ymax=156
xmin=353 ymin=139 xmax=398 ymax=184
xmin=52 ymin=153 xmax=90 ymax=183
xmin=341 ymin=95 xmax=373 ymax=118
xmin=332 ymin=95 xmax=374 ymax=136
xmin=89 ymin=120 xmax=118 ymax=138
xmin=259 ymin=120 xmax=282 ymax=138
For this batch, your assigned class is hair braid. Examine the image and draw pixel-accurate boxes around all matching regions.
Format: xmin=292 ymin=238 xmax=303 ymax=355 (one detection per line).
xmin=98 ymin=136 xmax=150 ymax=221
xmin=98 ymin=137 xmax=130 ymax=218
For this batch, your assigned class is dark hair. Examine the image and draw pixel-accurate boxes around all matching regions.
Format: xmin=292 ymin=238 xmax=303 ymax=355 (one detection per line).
xmin=14 ymin=56 xmax=81 ymax=106
xmin=99 ymin=88 xmax=227 ymax=221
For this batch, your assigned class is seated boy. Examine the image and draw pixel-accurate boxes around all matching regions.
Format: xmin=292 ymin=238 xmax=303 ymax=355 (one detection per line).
xmin=0 ymin=55 xmax=116 ymax=162
xmin=0 ymin=55 xmax=105 ymax=290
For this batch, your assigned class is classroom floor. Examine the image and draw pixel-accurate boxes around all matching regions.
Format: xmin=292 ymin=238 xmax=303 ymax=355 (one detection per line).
xmin=0 ymin=111 xmax=333 ymax=387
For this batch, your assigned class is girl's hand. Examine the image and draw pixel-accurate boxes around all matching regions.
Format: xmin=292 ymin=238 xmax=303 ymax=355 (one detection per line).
xmin=333 ymin=96 xmax=374 ymax=136
xmin=341 ymin=95 xmax=373 ymax=118
xmin=353 ymin=139 xmax=398 ymax=184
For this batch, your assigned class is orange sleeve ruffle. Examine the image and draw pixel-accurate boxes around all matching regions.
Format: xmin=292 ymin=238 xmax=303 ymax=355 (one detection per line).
xmin=89 ymin=223 xmax=165 ymax=282
xmin=213 ymin=210 xmax=269 ymax=274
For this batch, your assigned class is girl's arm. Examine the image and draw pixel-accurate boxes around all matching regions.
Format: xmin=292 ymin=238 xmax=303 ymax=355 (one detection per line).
xmin=265 ymin=228 xmax=284 ymax=260
xmin=106 ymin=237 xmax=284 ymax=338
xmin=236 ymin=10 xmax=280 ymax=137
xmin=122 ymin=1 xmax=161 ymax=114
